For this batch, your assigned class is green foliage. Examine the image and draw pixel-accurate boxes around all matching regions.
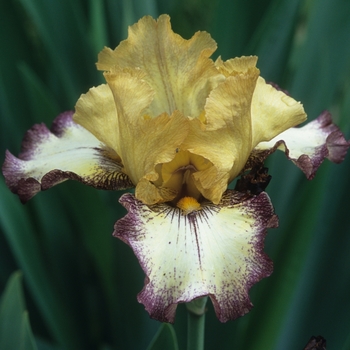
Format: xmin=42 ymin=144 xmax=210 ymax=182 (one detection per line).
xmin=0 ymin=0 xmax=349 ymax=349
xmin=146 ymin=323 xmax=179 ymax=350
xmin=0 ymin=272 xmax=37 ymax=350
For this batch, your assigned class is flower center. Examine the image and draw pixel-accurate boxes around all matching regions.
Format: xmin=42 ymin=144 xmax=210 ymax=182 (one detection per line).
xmin=176 ymin=196 xmax=201 ymax=214
xmin=158 ymin=150 xmax=212 ymax=204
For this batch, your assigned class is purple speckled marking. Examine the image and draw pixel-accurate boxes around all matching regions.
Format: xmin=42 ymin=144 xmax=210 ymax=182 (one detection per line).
xmin=114 ymin=191 xmax=278 ymax=323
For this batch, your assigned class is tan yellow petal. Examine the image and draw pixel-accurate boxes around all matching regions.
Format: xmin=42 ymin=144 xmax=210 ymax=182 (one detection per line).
xmin=250 ymin=77 xmax=307 ymax=146
xmin=215 ymin=56 xmax=259 ymax=77
xmin=192 ymin=166 xmax=229 ymax=204
xmin=159 ymin=151 xmax=213 ymax=202
xmin=104 ymin=68 xmax=155 ymax=125
xmin=74 ymin=84 xmax=119 ymax=151
xmin=205 ymin=61 xmax=259 ymax=131
xmin=180 ymin=68 xmax=259 ymax=203
xmin=98 ymin=14 xmax=223 ymax=118
xmin=135 ymin=178 xmax=177 ymax=205
xmin=110 ymin=71 xmax=183 ymax=157
xmin=111 ymin=75 xmax=189 ymax=192
xmin=121 ymin=110 xmax=188 ymax=191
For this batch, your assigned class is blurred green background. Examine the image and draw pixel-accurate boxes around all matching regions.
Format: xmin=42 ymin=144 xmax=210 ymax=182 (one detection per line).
xmin=1 ymin=0 xmax=350 ymax=349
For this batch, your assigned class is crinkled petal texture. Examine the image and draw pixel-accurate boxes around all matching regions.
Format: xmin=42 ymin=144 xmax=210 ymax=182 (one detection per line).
xmin=97 ymin=15 xmax=222 ymax=119
xmin=3 ymin=15 xmax=309 ymax=206
xmin=2 ymin=111 xmax=133 ymax=203
xmin=76 ymin=13 xmax=225 ymax=204
xmin=74 ymin=77 xmax=190 ymax=205
xmin=176 ymin=58 xmax=307 ymax=203
xmin=213 ymin=57 xmax=307 ymax=146
xmin=254 ymin=111 xmax=350 ymax=179
xmin=78 ymin=15 xmax=307 ymax=205
xmin=114 ymin=190 xmax=278 ymax=323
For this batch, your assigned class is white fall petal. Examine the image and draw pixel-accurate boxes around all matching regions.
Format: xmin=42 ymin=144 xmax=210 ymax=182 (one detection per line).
xmin=255 ymin=111 xmax=350 ymax=179
xmin=114 ymin=190 xmax=278 ymax=323
xmin=2 ymin=112 xmax=133 ymax=202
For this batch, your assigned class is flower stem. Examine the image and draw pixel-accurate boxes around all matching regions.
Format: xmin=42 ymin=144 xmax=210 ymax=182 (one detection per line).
xmin=186 ymin=297 xmax=208 ymax=350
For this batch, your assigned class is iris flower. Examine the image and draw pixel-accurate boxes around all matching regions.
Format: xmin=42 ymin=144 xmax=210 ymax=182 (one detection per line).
xmin=3 ymin=15 xmax=349 ymax=323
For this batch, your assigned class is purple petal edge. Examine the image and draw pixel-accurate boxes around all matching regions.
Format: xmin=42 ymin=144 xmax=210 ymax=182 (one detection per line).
xmin=2 ymin=112 xmax=77 ymax=202
xmin=296 ymin=111 xmax=349 ymax=178
xmin=251 ymin=110 xmax=349 ymax=180
xmin=2 ymin=150 xmax=88 ymax=203
xmin=3 ymin=151 xmax=40 ymax=203
xmin=2 ymin=111 xmax=134 ymax=203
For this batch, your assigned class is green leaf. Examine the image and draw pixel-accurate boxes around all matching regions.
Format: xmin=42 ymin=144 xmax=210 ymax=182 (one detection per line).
xmin=89 ymin=0 xmax=109 ymax=53
xmin=18 ymin=62 xmax=60 ymax=123
xmin=0 ymin=181 xmax=83 ymax=349
xmin=146 ymin=323 xmax=179 ymax=350
xmin=209 ymin=0 xmax=273 ymax=59
xmin=246 ymin=0 xmax=303 ymax=82
xmin=289 ymin=0 xmax=350 ymax=117
xmin=0 ymin=271 xmax=38 ymax=350
xmin=17 ymin=0 xmax=100 ymax=106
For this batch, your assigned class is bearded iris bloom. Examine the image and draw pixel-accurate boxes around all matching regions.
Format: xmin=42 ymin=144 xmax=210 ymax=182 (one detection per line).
xmin=2 ymin=15 xmax=349 ymax=323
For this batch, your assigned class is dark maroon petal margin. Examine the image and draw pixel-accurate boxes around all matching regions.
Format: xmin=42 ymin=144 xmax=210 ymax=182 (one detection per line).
xmin=287 ymin=111 xmax=349 ymax=178
xmin=211 ymin=191 xmax=278 ymax=322
xmin=249 ymin=111 xmax=349 ymax=179
xmin=2 ymin=111 xmax=134 ymax=203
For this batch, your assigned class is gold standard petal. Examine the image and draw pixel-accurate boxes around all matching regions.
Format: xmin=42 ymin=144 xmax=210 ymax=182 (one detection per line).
xmin=161 ymin=150 xmax=193 ymax=184
xmin=180 ymin=123 xmax=241 ymax=204
xmin=74 ymin=84 xmax=119 ymax=151
xmin=124 ymin=110 xmax=189 ymax=188
xmin=98 ymin=15 xmax=223 ymax=118
xmin=215 ymin=56 xmax=259 ymax=77
xmin=182 ymin=70 xmax=259 ymax=201
xmin=250 ymin=77 xmax=307 ymax=146
xmin=183 ymin=119 xmax=236 ymax=178
xmin=99 ymin=77 xmax=190 ymax=194
xmin=2 ymin=112 xmax=133 ymax=203
xmin=104 ymin=69 xmax=155 ymax=126
xmin=135 ymin=178 xmax=177 ymax=205
xmin=204 ymin=67 xmax=259 ymax=131
xmin=254 ymin=110 xmax=350 ymax=179
xmin=160 ymin=151 xmax=213 ymax=201
xmin=123 ymin=110 xmax=189 ymax=183
xmin=192 ymin=167 xmax=230 ymax=204
xmin=97 ymin=15 xmax=216 ymax=72
xmin=114 ymin=191 xmax=277 ymax=323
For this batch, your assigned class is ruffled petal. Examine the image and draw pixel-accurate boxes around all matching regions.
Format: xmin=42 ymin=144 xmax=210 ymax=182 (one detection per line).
xmin=214 ymin=55 xmax=259 ymax=78
xmin=104 ymin=70 xmax=190 ymax=203
xmin=250 ymin=77 xmax=307 ymax=146
xmin=254 ymin=111 xmax=350 ymax=178
xmin=97 ymin=14 xmax=223 ymax=118
xmin=114 ymin=191 xmax=278 ymax=323
xmin=74 ymin=83 xmax=120 ymax=152
xmin=180 ymin=61 xmax=259 ymax=203
xmin=215 ymin=57 xmax=306 ymax=146
xmin=2 ymin=111 xmax=133 ymax=203
xmin=206 ymin=56 xmax=259 ymax=131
